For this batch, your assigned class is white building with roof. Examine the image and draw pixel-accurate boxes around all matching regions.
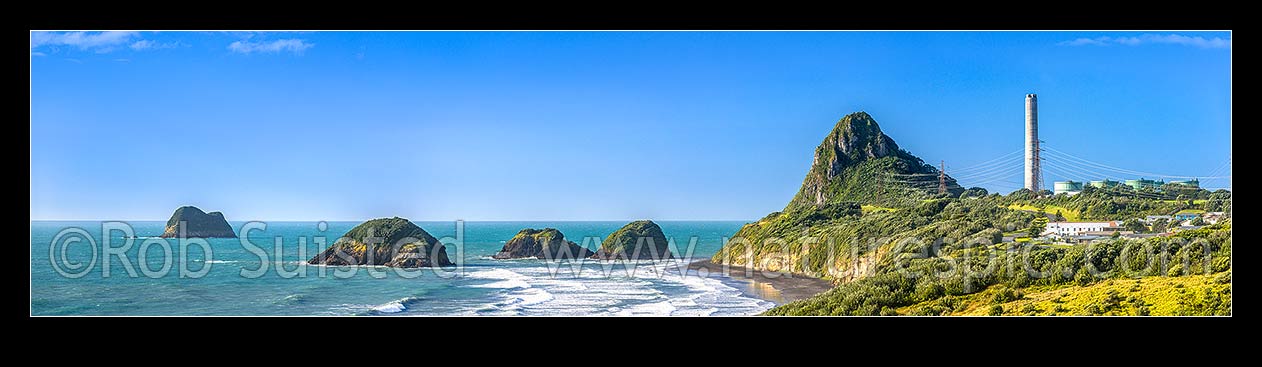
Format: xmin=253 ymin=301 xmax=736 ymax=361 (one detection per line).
xmin=1041 ymin=221 xmax=1121 ymax=237
xmin=1203 ymin=212 xmax=1226 ymax=224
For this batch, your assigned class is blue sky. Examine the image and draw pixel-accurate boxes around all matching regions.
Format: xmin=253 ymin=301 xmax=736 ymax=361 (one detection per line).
xmin=30 ymin=31 xmax=1232 ymax=221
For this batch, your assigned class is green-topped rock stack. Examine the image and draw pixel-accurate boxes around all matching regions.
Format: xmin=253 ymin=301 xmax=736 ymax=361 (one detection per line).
xmin=590 ymin=220 xmax=672 ymax=260
xmin=159 ymin=206 xmax=237 ymax=238
xmin=494 ymin=228 xmax=593 ymax=260
xmin=308 ymin=217 xmax=452 ymax=267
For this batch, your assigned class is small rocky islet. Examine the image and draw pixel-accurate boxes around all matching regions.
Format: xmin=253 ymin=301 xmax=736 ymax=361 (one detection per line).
xmin=590 ymin=220 xmax=673 ymax=260
xmin=308 ymin=217 xmax=453 ymax=268
xmin=493 ymin=220 xmax=674 ymax=261
xmin=257 ymin=214 xmax=675 ymax=267
xmin=159 ymin=205 xmax=237 ymax=238
xmin=494 ymin=228 xmax=593 ymax=260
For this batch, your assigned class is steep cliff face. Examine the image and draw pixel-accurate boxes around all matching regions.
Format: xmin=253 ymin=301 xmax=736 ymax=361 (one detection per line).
xmin=786 ymin=111 xmax=960 ymax=211
xmin=591 ymin=220 xmax=673 ymax=260
xmin=308 ymin=217 xmax=452 ymax=268
xmin=495 ymin=228 xmax=593 ymax=260
xmin=160 ymin=206 xmax=237 ymax=238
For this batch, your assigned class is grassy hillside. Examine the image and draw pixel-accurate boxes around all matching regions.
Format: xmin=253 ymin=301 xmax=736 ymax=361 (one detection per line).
xmin=763 ymin=221 xmax=1231 ymax=316
xmin=709 ymin=111 xmax=1232 ymax=316
xmin=906 ymin=272 xmax=1232 ymax=316
xmin=1003 ymin=186 xmax=1220 ymax=221
xmin=1006 ymin=203 xmax=1081 ymax=221
xmin=714 ymin=195 xmax=1038 ymax=281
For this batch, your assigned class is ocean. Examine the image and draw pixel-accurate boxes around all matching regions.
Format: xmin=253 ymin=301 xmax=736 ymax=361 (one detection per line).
xmin=30 ymin=221 xmax=775 ymax=316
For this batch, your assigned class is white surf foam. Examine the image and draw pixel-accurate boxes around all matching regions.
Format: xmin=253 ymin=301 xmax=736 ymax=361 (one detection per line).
xmin=455 ymin=259 xmax=776 ymax=316
xmin=465 ymin=268 xmax=532 ymax=289
xmin=506 ymin=287 xmax=554 ymax=307
xmin=373 ymin=302 xmax=407 ymax=313
xmin=616 ymin=300 xmax=678 ymax=316
xmin=371 ymin=297 xmax=422 ymax=314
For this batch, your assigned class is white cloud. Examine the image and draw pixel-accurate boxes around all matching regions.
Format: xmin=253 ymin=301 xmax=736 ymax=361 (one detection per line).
xmin=129 ymin=40 xmax=153 ymax=50
xmin=30 ymin=52 xmax=46 ymax=57
xmin=30 ymin=31 xmax=138 ymax=51
xmin=1143 ymin=34 xmax=1231 ymax=48
xmin=227 ymin=39 xmax=314 ymax=54
xmin=1113 ymin=36 xmax=1143 ymax=46
xmin=1058 ymin=37 xmax=1109 ymax=46
xmin=31 ymin=31 xmax=184 ymax=56
xmin=129 ymin=39 xmax=181 ymax=50
xmin=1058 ymin=33 xmax=1230 ymax=49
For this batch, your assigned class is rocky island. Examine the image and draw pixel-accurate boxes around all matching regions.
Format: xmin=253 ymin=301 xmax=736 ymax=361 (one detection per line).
xmin=590 ymin=220 xmax=673 ymax=260
xmin=159 ymin=206 xmax=237 ymax=238
xmin=494 ymin=228 xmax=593 ymax=260
xmin=308 ymin=217 xmax=453 ymax=267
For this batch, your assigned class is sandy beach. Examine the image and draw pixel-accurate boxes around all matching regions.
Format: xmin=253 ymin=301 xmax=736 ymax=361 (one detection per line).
xmin=687 ymin=259 xmax=835 ymax=305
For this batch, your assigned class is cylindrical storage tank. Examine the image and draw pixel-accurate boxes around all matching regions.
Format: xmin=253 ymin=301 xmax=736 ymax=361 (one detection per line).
xmin=1054 ymin=180 xmax=1083 ymax=195
xmin=1089 ymin=180 xmax=1118 ymax=188
xmin=1129 ymin=179 xmax=1160 ymax=190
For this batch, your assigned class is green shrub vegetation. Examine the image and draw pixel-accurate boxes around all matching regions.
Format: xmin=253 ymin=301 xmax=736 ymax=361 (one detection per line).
xmin=712 ymin=111 xmax=1231 ymax=316
xmin=1005 ymin=185 xmax=1221 ymax=221
xmin=900 ymin=272 xmax=1230 ymax=316
xmin=762 ymin=218 xmax=1230 ymax=316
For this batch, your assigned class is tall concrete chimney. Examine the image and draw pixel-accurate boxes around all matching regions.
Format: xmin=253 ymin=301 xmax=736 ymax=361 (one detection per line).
xmin=1024 ymin=93 xmax=1040 ymax=192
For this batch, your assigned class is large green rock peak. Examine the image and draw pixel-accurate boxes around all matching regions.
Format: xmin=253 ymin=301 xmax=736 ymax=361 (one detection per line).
xmin=786 ymin=111 xmax=961 ymax=211
xmin=160 ymin=205 xmax=237 ymax=238
xmin=495 ymin=228 xmax=593 ymax=260
xmin=712 ymin=111 xmax=973 ymax=278
xmin=308 ymin=217 xmax=452 ymax=267
xmin=591 ymin=220 xmax=673 ymax=260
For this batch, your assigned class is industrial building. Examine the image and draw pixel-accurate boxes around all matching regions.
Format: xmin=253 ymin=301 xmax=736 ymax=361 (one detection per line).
xmin=1053 ymin=180 xmax=1084 ymax=195
xmin=1051 ymin=177 xmax=1200 ymax=196
xmin=1018 ymin=93 xmax=1202 ymax=196
xmin=1042 ymin=221 xmax=1121 ymax=237
xmin=1090 ymin=180 xmax=1120 ymax=188
xmin=1167 ymin=179 xmax=1201 ymax=188
xmin=1125 ymin=178 xmax=1164 ymax=190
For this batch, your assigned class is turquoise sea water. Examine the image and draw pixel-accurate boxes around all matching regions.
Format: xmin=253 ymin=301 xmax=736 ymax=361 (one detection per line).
xmin=31 ymin=221 xmax=774 ymax=316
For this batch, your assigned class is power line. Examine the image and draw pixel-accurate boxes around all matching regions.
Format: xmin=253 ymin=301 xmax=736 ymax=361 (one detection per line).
xmin=1043 ymin=145 xmax=1231 ymax=179
xmin=951 ymin=157 xmax=1023 ymax=180
xmin=948 ymin=149 xmax=1024 ymax=173
xmin=953 ymin=165 xmax=1022 ymax=185
xmin=1205 ymin=158 xmax=1232 ymax=178
xmin=958 ymin=173 xmax=1024 ymax=186
xmin=1042 ymin=154 xmax=1124 ymax=181
xmin=1042 ymin=159 xmax=1117 ymax=182
xmin=1042 ymin=164 xmax=1089 ymax=184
